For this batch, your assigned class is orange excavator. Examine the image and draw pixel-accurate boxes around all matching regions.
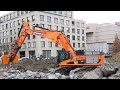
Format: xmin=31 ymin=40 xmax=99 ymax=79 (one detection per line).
xmin=1 ymin=21 xmax=104 ymax=67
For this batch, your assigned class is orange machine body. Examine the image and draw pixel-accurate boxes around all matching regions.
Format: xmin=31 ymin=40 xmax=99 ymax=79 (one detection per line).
xmin=1 ymin=21 xmax=104 ymax=67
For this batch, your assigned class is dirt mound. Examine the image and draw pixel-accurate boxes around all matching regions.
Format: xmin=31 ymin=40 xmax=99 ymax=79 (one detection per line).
xmin=8 ymin=57 xmax=58 ymax=72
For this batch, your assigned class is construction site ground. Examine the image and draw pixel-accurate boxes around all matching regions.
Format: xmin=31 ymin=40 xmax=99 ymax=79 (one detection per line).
xmin=0 ymin=54 xmax=120 ymax=79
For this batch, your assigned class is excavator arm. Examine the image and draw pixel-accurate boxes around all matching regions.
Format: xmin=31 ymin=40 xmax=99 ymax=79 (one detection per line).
xmin=2 ymin=21 xmax=104 ymax=67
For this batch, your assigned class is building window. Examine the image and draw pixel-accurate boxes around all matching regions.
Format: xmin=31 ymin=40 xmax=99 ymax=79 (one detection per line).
xmin=72 ymin=21 xmax=75 ymax=26
xmin=82 ymin=36 xmax=84 ymax=41
xmin=64 ymin=11 xmax=67 ymax=16
xmin=41 ymin=41 xmax=45 ymax=47
xmin=25 ymin=11 xmax=28 ymax=14
xmin=33 ymin=35 xmax=35 ymax=39
xmin=40 ymin=23 xmax=44 ymax=28
xmin=2 ymin=25 xmax=4 ymax=30
xmin=18 ymin=20 xmax=20 ymax=25
xmin=7 ymin=15 xmax=8 ymax=20
xmin=82 ymin=23 xmax=84 ymax=28
xmin=22 ymin=43 xmax=26 ymax=49
xmin=6 ymin=24 xmax=8 ymax=29
xmin=47 ymin=16 xmax=51 ymax=23
xmin=27 ymin=34 xmax=30 ymax=40
xmin=10 ymin=30 xmax=12 ymax=35
xmin=10 ymin=22 xmax=12 ymax=28
xmin=27 ymin=17 xmax=30 ymax=22
xmin=77 ymin=22 xmax=80 ymax=27
xmin=72 ymin=35 xmax=75 ymax=40
xmin=54 ymin=18 xmax=58 ymax=24
xmin=14 ymin=29 xmax=16 ymax=34
xmin=55 ymin=44 xmax=58 ymax=47
xmin=66 ymin=27 xmax=70 ymax=33
xmin=21 ymin=11 xmax=24 ymax=15
xmin=53 ymin=11 xmax=57 ymax=13
xmin=48 ymin=25 xmax=52 ymax=29
xmin=78 ymin=43 xmax=80 ymax=47
xmin=32 ymin=15 xmax=35 ymax=21
xmin=55 ymin=25 xmax=58 ymax=30
xmin=17 ymin=11 xmax=19 ymax=17
xmin=73 ymin=43 xmax=75 ymax=47
xmin=82 ymin=29 xmax=84 ymax=34
xmin=28 ymin=42 xmax=31 ymax=48
xmin=33 ymin=41 xmax=36 ymax=48
xmin=40 ymin=15 xmax=44 ymax=21
xmin=60 ymin=19 xmax=64 ymax=25
xmin=67 ymin=35 xmax=70 ymax=40
xmin=13 ymin=21 xmax=16 ymax=27
xmin=59 ymin=11 xmax=62 ymax=14
xmin=82 ymin=43 xmax=85 ymax=48
xmin=22 ymin=18 xmax=25 ymax=22
xmin=10 ymin=37 xmax=12 ymax=42
xmin=72 ymin=28 xmax=75 ymax=33
xmin=61 ymin=27 xmax=64 ymax=32
xmin=77 ymin=36 xmax=80 ymax=41
xmin=48 ymin=41 xmax=52 ymax=47
xmin=10 ymin=14 xmax=12 ymax=19
xmin=66 ymin=20 xmax=70 ymax=26
xmin=77 ymin=29 xmax=80 ymax=34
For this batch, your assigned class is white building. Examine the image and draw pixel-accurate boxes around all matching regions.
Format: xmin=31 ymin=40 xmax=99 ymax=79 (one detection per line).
xmin=86 ymin=23 xmax=120 ymax=55
xmin=0 ymin=11 xmax=86 ymax=58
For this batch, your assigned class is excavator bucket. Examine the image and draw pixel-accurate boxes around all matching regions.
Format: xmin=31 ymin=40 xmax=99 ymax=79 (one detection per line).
xmin=1 ymin=54 xmax=19 ymax=64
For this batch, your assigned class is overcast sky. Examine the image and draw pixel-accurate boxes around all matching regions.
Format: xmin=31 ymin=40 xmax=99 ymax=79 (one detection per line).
xmin=0 ymin=11 xmax=120 ymax=24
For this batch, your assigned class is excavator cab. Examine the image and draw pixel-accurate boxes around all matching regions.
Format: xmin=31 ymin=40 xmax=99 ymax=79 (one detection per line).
xmin=57 ymin=49 xmax=72 ymax=64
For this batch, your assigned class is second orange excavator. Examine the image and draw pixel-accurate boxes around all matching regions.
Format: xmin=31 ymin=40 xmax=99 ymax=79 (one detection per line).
xmin=1 ymin=21 xmax=104 ymax=67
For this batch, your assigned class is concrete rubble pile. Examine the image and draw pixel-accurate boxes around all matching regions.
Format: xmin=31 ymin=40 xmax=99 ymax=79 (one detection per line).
xmin=0 ymin=57 xmax=120 ymax=79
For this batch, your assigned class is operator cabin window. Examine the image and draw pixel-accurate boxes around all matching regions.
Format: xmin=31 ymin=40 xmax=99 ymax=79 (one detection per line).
xmin=54 ymin=18 xmax=58 ymax=24
xmin=66 ymin=20 xmax=70 ymax=26
xmin=72 ymin=28 xmax=75 ymax=33
xmin=82 ymin=36 xmax=84 ymax=41
xmin=40 ymin=15 xmax=44 ymax=21
xmin=72 ymin=35 xmax=75 ymax=40
xmin=73 ymin=43 xmax=75 ymax=47
xmin=47 ymin=16 xmax=51 ymax=23
xmin=32 ymin=15 xmax=35 ymax=22
xmin=33 ymin=41 xmax=36 ymax=48
xmin=41 ymin=41 xmax=45 ymax=47
xmin=60 ymin=19 xmax=64 ymax=25
xmin=77 ymin=36 xmax=80 ymax=41
xmin=48 ymin=41 xmax=52 ymax=47
xmin=66 ymin=27 xmax=70 ymax=33
xmin=77 ymin=29 xmax=80 ymax=34
xmin=78 ymin=43 xmax=80 ymax=48
xmin=28 ymin=42 xmax=31 ymax=48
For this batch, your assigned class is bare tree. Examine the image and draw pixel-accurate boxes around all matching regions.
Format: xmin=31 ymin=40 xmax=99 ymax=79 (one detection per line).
xmin=112 ymin=33 xmax=120 ymax=54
